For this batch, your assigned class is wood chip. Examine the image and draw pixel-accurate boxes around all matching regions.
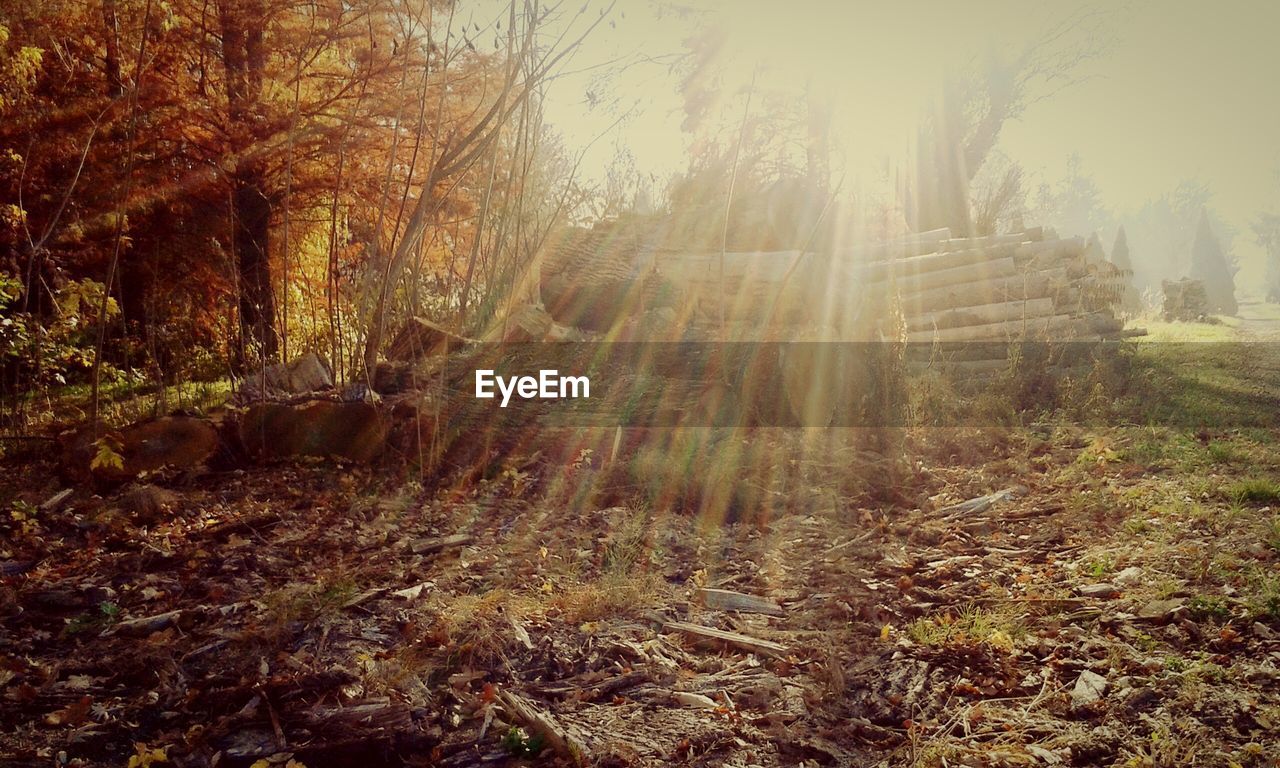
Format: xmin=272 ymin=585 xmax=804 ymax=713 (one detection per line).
xmin=102 ymin=608 xmax=191 ymax=637
xmin=391 ymin=581 xmax=433 ymax=601
xmin=303 ymin=698 xmax=412 ymax=731
xmin=670 ymin=691 xmax=719 ymax=709
xmin=342 ymin=587 xmax=387 ymax=609
xmin=499 ymin=690 xmax=589 ymax=765
xmin=510 ymin=617 xmax=533 ymax=649
xmin=937 ymin=486 xmax=1027 ymax=518
xmin=697 ymin=588 xmax=785 ymax=617
xmin=409 ymin=533 xmax=472 ymax=556
xmin=662 ymin=620 xmax=788 ymax=658
xmin=39 ymin=489 xmax=73 ymax=512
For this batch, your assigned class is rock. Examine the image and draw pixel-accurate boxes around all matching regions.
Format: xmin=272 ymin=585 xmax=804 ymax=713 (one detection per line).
xmin=1113 ymin=566 xmax=1143 ymax=587
xmin=62 ymin=417 xmax=220 ymax=483
xmin=1078 ymin=583 xmax=1118 ymax=599
xmin=342 ymin=382 xmax=381 ymax=403
xmin=1253 ymin=622 xmax=1276 ymax=640
xmin=239 ymin=351 xmax=333 ymax=401
xmin=239 ymin=400 xmax=388 ymax=463
xmin=1136 ymin=598 xmax=1185 ymax=624
xmin=1123 ymin=687 xmax=1160 ymax=714
xmin=1244 ymin=542 xmax=1271 ymax=559
xmin=1071 ymin=669 xmax=1108 ymax=708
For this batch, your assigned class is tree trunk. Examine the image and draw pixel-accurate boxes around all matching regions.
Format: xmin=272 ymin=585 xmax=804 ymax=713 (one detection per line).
xmin=102 ymin=0 xmax=124 ymax=98
xmin=233 ymin=167 xmax=277 ymax=360
xmin=217 ymin=0 xmax=274 ymax=361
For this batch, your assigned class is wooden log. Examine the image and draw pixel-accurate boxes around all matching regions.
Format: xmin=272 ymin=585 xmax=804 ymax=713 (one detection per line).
xmin=499 ymin=690 xmax=589 ymax=765
xmin=845 ymin=228 xmax=952 ymax=260
xmin=1012 ymin=236 xmax=1085 ymax=261
xmin=852 ymin=243 xmax=1021 ymax=282
xmin=697 ymin=588 xmax=785 ymax=617
xmin=859 ymin=237 xmax=1079 ymax=281
xmin=662 ymin=620 xmax=788 ymax=658
xmin=906 ymin=297 xmax=1057 ymax=332
xmin=869 ymin=256 xmax=1019 ymax=294
xmin=892 ymin=268 xmax=1069 ymax=315
xmin=906 ymin=311 xmax=1120 ymax=343
xmin=905 ymin=313 xmax=1081 ymax=343
xmin=935 ymin=232 xmax=1034 ymax=252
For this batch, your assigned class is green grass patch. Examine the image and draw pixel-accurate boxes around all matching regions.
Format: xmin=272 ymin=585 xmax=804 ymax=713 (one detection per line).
xmin=906 ymin=605 xmax=1024 ymax=651
xmin=1186 ymin=595 xmax=1232 ymax=622
xmin=1207 ymin=441 xmax=1247 ymax=464
xmin=1137 ymin=319 xmax=1240 ymax=343
xmin=1223 ymin=477 xmax=1280 ymax=505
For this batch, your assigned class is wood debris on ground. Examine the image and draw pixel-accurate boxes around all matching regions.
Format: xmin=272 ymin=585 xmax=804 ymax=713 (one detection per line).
xmin=4 ymin=418 xmax=1280 ymax=767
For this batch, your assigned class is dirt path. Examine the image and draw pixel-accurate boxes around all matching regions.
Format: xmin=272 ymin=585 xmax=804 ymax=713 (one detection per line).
xmin=1238 ymin=300 xmax=1280 ymax=340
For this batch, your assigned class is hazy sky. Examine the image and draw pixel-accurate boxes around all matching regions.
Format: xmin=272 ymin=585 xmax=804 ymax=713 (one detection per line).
xmin=513 ymin=0 xmax=1280 ymax=287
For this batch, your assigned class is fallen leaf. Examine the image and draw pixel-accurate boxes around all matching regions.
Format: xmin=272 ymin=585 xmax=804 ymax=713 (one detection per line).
xmin=44 ymin=695 xmax=92 ymax=727
xmin=127 ymin=743 xmax=168 ymax=768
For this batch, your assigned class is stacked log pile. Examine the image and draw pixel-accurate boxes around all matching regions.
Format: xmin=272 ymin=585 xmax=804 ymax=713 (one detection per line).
xmin=1161 ymin=278 xmax=1210 ymax=321
xmin=613 ymin=226 xmax=1132 ymax=343
xmin=857 ymin=227 xmax=1133 ymax=343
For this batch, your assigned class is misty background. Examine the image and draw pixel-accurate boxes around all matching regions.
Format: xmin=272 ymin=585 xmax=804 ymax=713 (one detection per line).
xmin=510 ymin=0 xmax=1280 ymax=300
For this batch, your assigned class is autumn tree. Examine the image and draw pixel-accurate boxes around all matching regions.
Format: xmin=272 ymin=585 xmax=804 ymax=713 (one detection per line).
xmin=0 ymin=0 xmax=617 ymax=416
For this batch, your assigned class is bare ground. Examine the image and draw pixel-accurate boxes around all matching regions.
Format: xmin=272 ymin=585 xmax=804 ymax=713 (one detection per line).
xmin=3 ymin=409 xmax=1280 ymax=768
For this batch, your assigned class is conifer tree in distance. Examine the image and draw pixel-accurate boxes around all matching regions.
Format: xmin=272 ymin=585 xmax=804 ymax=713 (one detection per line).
xmin=1188 ymin=209 xmax=1238 ymax=315
xmin=1111 ymin=225 xmax=1141 ymax=313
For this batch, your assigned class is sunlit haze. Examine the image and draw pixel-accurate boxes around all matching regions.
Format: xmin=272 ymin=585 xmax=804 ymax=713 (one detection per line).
xmin=527 ymin=0 xmax=1280 ymax=292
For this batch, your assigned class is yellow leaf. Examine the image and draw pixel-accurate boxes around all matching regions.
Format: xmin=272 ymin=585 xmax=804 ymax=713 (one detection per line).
xmin=90 ymin=437 xmax=125 ymax=472
xmin=987 ymin=630 xmax=1014 ymax=652
xmin=127 ymin=743 xmax=168 ymax=768
xmin=880 ymin=624 xmax=893 ymax=641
